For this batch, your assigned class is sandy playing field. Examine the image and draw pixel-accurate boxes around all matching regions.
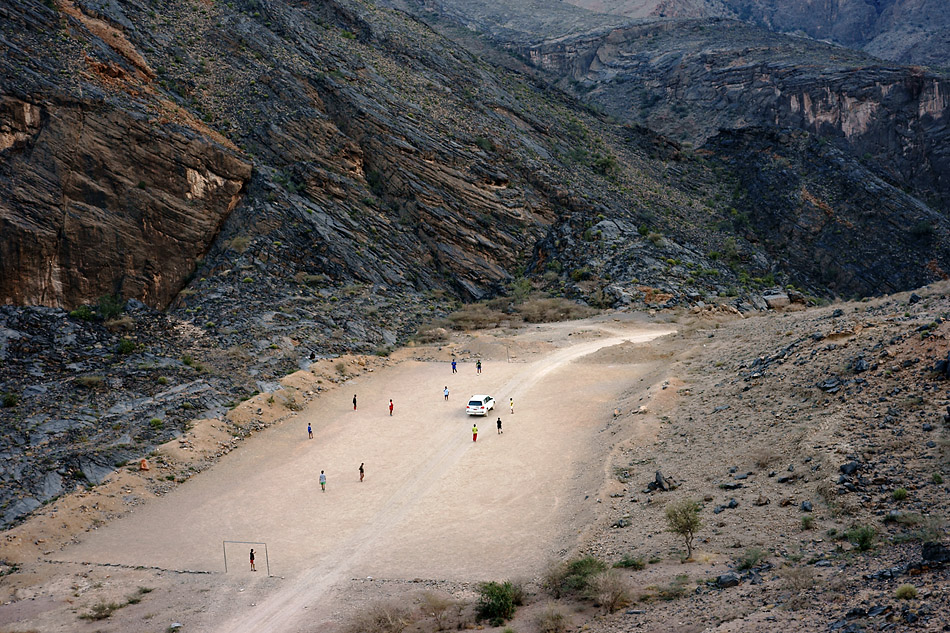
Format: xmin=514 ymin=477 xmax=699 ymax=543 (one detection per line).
xmin=0 ymin=314 xmax=675 ymax=633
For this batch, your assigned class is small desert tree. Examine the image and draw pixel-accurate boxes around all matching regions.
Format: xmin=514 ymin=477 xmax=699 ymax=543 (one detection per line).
xmin=665 ymin=498 xmax=702 ymax=560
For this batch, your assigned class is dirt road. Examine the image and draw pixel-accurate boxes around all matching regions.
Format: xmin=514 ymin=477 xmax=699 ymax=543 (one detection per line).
xmin=55 ymin=318 xmax=673 ymax=632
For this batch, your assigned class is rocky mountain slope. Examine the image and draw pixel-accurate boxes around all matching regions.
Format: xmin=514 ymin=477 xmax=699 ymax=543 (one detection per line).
xmin=1 ymin=0 xmax=949 ymax=529
xmin=401 ymin=1 xmax=950 ymax=211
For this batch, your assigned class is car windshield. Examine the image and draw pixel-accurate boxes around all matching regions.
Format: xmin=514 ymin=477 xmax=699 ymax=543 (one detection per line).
xmin=468 ymin=400 xmax=483 ymax=406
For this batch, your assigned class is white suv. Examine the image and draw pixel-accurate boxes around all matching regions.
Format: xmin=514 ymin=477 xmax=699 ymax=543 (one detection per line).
xmin=466 ymin=395 xmax=494 ymax=416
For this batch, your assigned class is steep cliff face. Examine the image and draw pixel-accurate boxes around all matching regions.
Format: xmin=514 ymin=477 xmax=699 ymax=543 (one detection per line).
xmin=706 ymin=127 xmax=950 ymax=297
xmin=0 ymin=95 xmax=250 ymax=309
xmin=0 ymin=1 xmax=252 ymax=310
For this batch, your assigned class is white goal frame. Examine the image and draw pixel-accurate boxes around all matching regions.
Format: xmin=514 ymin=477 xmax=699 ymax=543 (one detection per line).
xmin=223 ymin=540 xmax=270 ymax=576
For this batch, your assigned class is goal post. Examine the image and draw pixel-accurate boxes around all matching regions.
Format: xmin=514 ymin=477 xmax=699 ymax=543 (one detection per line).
xmin=223 ymin=540 xmax=270 ymax=576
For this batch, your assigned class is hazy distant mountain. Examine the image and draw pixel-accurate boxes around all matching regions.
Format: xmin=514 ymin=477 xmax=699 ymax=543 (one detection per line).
xmin=566 ymin=0 xmax=950 ymax=68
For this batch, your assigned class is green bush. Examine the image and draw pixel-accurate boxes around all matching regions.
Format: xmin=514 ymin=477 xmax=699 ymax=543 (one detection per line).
xmin=845 ymin=525 xmax=876 ymax=551
xmin=895 ymin=584 xmax=917 ymax=600
xmin=892 ymin=488 xmax=908 ymax=501
xmin=98 ymin=294 xmax=125 ymax=320
xmin=117 ymin=338 xmax=136 ymax=354
xmin=476 ymin=581 xmax=520 ymax=622
xmin=545 ymin=557 xmax=608 ymax=598
xmin=1 ymin=392 xmax=18 ymax=408
xmin=474 ymin=136 xmax=494 ymax=152
xmin=801 ymin=516 xmax=815 ymax=531
xmin=613 ymin=555 xmax=645 ymax=570
xmin=735 ymin=547 xmax=767 ymax=571
xmin=934 ymin=473 xmax=944 ymax=485
xmin=69 ymin=305 xmax=95 ymax=321
xmin=666 ymin=498 xmax=702 ymax=559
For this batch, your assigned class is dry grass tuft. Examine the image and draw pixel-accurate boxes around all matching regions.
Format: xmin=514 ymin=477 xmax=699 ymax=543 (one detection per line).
xmin=535 ymin=602 xmax=569 ymax=633
xmin=343 ymin=601 xmax=412 ymax=633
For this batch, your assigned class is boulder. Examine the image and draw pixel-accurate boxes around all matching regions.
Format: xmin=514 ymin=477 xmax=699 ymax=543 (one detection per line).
xmin=922 ymin=542 xmax=950 ymax=564
xmin=762 ymin=291 xmax=790 ymax=309
xmin=716 ymin=572 xmax=740 ymax=588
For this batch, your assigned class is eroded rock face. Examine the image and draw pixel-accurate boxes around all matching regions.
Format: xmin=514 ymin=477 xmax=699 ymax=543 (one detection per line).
xmin=518 ymin=19 xmax=950 ymax=208
xmin=0 ymin=95 xmax=251 ymax=309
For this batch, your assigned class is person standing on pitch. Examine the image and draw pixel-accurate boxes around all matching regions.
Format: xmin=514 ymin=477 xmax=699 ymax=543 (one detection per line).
xmin=359 ymin=462 xmax=364 ymax=482
xmin=250 ymin=549 xmax=256 ymax=572
xmin=451 ymin=358 xmax=457 ymax=373
xmin=497 ymin=417 xmax=502 ymax=434
xmin=353 ymin=394 xmax=357 ymax=410
xmin=308 ymin=423 xmax=313 ymax=439
xmin=389 ymin=399 xmax=394 ymax=416
xmin=444 ymin=386 xmax=449 ymax=401
xmin=472 ymin=423 xmax=478 ymax=442
xmin=476 ymin=360 xmax=482 ymax=374
xmin=320 ymin=470 xmax=326 ymax=492
xmin=509 ymin=398 xmax=514 ymax=415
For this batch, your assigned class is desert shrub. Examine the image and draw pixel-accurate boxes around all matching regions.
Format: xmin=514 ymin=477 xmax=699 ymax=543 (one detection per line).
xmin=895 ymin=584 xmax=918 ymax=600
xmin=69 ymin=304 xmax=95 ymax=320
xmin=344 ymin=601 xmax=411 ymax=633
xmin=335 ymin=361 xmax=347 ymax=376
xmin=516 ymin=298 xmax=597 ymax=323
xmin=735 ymin=547 xmax=768 ymax=571
xmin=593 ymin=570 xmax=632 ymax=612
xmin=227 ymin=235 xmax=251 ymax=253
xmin=1 ymin=392 xmax=18 ymax=408
xmin=752 ymin=448 xmax=781 ymax=469
xmin=535 ymin=603 xmax=568 ymax=633
xmin=779 ymin=566 xmax=815 ymax=610
xmin=446 ymin=304 xmax=508 ymax=330
xmin=474 ymin=136 xmax=494 ymax=152
xmin=98 ymin=294 xmax=125 ymax=320
xmin=892 ymin=488 xmax=908 ymax=501
xmin=508 ymin=277 xmax=532 ymax=303
xmin=544 ymin=556 xmax=608 ymax=598
xmin=117 ymin=338 xmax=136 ymax=354
xmin=801 ymin=516 xmax=815 ymax=531
xmin=570 ymin=266 xmax=592 ymax=282
xmin=80 ymin=601 xmax=123 ymax=620
xmin=75 ymin=375 xmax=104 ymax=389
xmin=420 ymin=591 xmax=454 ymax=631
xmin=297 ymin=272 xmax=328 ymax=287
xmin=614 ymin=554 xmax=645 ymax=570
xmin=845 ymin=525 xmax=876 ymax=551
xmin=665 ymin=499 xmax=702 ymax=559
xmin=105 ymin=315 xmax=134 ymax=331
xmin=412 ymin=322 xmax=450 ymax=344
xmin=934 ymin=473 xmax=944 ymax=485
xmin=654 ymin=574 xmax=690 ymax=601
xmin=476 ymin=581 xmax=521 ymax=623
xmin=149 ymin=418 xmax=163 ymax=429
